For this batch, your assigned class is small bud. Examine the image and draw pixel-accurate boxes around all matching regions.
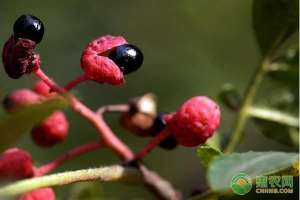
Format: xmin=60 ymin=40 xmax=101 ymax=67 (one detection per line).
xmin=0 ymin=148 xmax=34 ymax=180
xmin=170 ymin=96 xmax=221 ymax=147
xmin=20 ymin=187 xmax=55 ymax=200
xmin=3 ymin=89 xmax=42 ymax=112
xmin=120 ymin=94 xmax=157 ymax=136
xmin=31 ymin=111 xmax=69 ymax=147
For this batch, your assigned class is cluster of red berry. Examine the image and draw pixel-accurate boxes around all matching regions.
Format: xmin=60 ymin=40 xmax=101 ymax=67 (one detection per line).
xmin=4 ymin=80 xmax=69 ymax=147
xmin=0 ymin=14 xmax=221 ymax=199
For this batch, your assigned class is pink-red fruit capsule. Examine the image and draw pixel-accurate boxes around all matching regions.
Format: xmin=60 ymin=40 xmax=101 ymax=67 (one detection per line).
xmin=3 ymin=89 xmax=41 ymax=112
xmin=170 ymin=96 xmax=221 ymax=147
xmin=31 ymin=111 xmax=69 ymax=147
xmin=20 ymin=187 xmax=55 ymax=200
xmin=80 ymin=35 xmax=127 ymax=85
xmin=0 ymin=148 xmax=34 ymax=180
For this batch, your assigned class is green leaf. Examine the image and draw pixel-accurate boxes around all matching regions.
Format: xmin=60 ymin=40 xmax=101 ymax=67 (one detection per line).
xmin=218 ymin=83 xmax=241 ymax=110
xmin=208 ymin=151 xmax=298 ymax=191
xmin=254 ymin=118 xmax=299 ymax=147
xmin=268 ymin=32 xmax=299 ymax=87
xmin=197 ymin=143 xmax=222 ymax=168
xmin=253 ymin=0 xmax=298 ymax=56
xmin=0 ymin=97 xmax=68 ymax=151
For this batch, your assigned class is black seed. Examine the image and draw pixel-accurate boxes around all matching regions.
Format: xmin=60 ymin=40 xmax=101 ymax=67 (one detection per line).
xmin=150 ymin=114 xmax=167 ymax=136
xmin=159 ymin=136 xmax=178 ymax=150
xmin=151 ymin=113 xmax=178 ymax=150
xmin=108 ymin=44 xmax=143 ymax=74
xmin=13 ymin=15 xmax=44 ymax=44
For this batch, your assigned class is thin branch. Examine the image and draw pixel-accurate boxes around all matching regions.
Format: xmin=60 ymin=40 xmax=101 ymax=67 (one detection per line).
xmin=36 ymin=141 xmax=105 ymax=176
xmin=135 ymin=129 xmax=172 ymax=160
xmin=248 ymin=106 xmax=299 ymax=127
xmin=224 ymin=59 xmax=270 ymax=153
xmin=0 ymin=165 xmax=142 ymax=198
xmin=33 ymin=68 xmax=180 ymax=199
xmin=64 ymin=74 xmax=90 ymax=91
xmin=34 ymin=68 xmax=135 ymax=161
xmin=96 ymin=104 xmax=130 ymax=115
xmin=138 ymin=164 xmax=181 ymax=200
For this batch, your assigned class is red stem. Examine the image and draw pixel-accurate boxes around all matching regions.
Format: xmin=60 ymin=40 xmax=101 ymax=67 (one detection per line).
xmin=36 ymin=141 xmax=104 ymax=176
xmin=33 ymin=68 xmax=135 ymax=161
xmin=134 ymin=130 xmax=172 ymax=160
xmin=64 ymin=74 xmax=89 ymax=91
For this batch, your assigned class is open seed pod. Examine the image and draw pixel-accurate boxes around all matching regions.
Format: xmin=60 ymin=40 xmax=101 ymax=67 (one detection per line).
xmin=120 ymin=93 xmax=157 ymax=136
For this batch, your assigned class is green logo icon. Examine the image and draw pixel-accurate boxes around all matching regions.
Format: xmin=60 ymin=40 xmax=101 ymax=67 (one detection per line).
xmin=231 ymin=173 xmax=252 ymax=195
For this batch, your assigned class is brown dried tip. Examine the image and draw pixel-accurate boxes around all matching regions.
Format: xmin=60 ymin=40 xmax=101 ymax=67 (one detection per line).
xmin=120 ymin=93 xmax=157 ymax=136
xmin=2 ymin=36 xmax=40 ymax=79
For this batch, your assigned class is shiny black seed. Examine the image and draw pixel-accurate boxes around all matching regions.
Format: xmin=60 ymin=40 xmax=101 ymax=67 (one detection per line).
xmin=13 ymin=15 xmax=44 ymax=44
xmin=108 ymin=44 xmax=143 ymax=74
xmin=151 ymin=114 xmax=178 ymax=150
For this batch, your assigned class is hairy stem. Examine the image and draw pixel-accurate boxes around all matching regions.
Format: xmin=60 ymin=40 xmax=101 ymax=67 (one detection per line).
xmin=36 ymin=141 xmax=104 ymax=175
xmin=224 ymin=59 xmax=270 ymax=153
xmin=34 ymin=68 xmax=135 ymax=161
xmin=0 ymin=166 xmax=142 ymax=197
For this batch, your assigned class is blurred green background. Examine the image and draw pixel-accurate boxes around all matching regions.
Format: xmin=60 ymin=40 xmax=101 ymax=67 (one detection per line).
xmin=0 ymin=0 xmax=294 ymax=199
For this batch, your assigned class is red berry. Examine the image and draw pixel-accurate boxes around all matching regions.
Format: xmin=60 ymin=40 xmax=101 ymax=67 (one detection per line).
xmin=32 ymin=80 xmax=55 ymax=97
xmin=3 ymin=89 xmax=42 ymax=112
xmin=80 ymin=35 xmax=127 ymax=85
xmin=170 ymin=96 xmax=221 ymax=147
xmin=31 ymin=111 xmax=69 ymax=147
xmin=0 ymin=148 xmax=34 ymax=180
xmin=20 ymin=187 xmax=55 ymax=200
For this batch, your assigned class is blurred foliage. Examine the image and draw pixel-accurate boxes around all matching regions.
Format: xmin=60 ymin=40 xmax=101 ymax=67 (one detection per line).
xmin=0 ymin=0 xmax=298 ymax=199
xmin=0 ymin=97 xmax=68 ymax=151
xmin=253 ymin=0 xmax=298 ymax=55
xmin=208 ymin=151 xmax=298 ymax=192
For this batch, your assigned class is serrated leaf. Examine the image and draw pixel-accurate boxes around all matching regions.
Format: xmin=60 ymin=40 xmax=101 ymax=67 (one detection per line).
xmin=197 ymin=143 xmax=222 ymax=168
xmin=0 ymin=97 xmax=68 ymax=151
xmin=253 ymin=0 xmax=298 ymax=56
xmin=208 ymin=151 xmax=298 ymax=191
